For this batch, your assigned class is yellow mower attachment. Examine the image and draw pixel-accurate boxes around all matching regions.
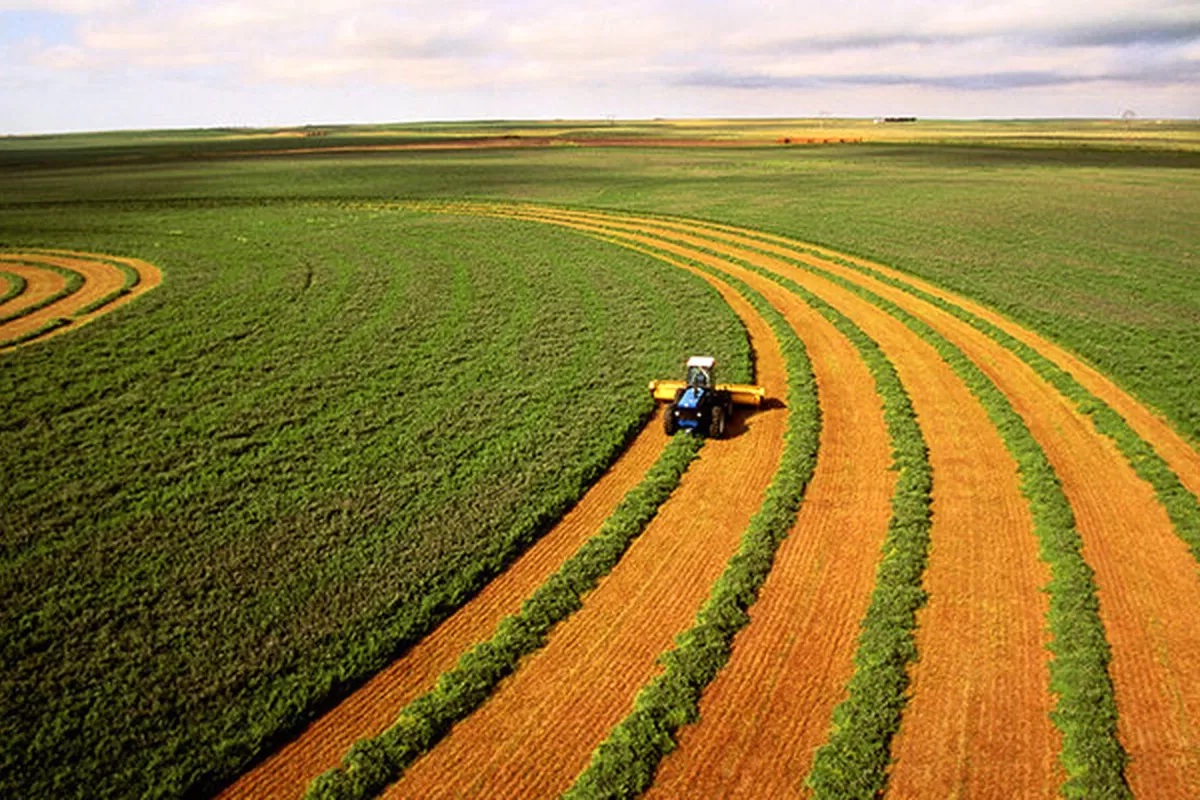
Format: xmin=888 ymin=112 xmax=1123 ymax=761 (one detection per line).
xmin=648 ymin=379 xmax=765 ymax=407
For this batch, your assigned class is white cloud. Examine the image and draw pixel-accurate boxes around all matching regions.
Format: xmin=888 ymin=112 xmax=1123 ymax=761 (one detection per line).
xmin=2 ymin=0 xmax=1197 ymax=132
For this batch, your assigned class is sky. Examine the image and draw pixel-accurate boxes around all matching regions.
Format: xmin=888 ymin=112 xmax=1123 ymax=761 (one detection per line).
xmin=1 ymin=0 xmax=1198 ymax=134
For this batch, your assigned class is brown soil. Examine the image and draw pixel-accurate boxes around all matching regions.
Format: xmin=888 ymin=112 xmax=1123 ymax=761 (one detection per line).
xmin=219 ymin=416 xmax=669 ymax=800
xmin=0 ymin=251 xmax=161 ymax=350
xmin=381 ymin=230 xmax=789 ymax=798
xmin=522 ymin=209 xmax=1057 ymax=797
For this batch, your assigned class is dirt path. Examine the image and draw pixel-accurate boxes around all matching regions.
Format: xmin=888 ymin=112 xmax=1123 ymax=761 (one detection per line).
xmin=381 ymin=238 xmax=789 ymax=799
xmin=524 ymin=209 xmax=1055 ymax=797
xmin=0 ymin=251 xmax=161 ymax=350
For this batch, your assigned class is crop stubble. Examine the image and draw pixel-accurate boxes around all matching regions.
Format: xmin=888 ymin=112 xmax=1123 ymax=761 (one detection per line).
xmin=765 ymin=238 xmax=1200 ymax=797
xmin=526 ymin=209 xmax=1055 ymax=797
xmin=380 ymin=237 xmax=788 ymax=798
xmin=0 ymin=262 xmax=66 ymax=316
xmin=220 ymin=415 xmax=669 ymax=799
xmin=0 ymin=250 xmax=161 ymax=348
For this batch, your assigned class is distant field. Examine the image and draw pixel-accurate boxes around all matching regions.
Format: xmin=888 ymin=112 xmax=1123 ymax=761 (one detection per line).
xmin=1 ymin=121 xmax=1198 ymax=798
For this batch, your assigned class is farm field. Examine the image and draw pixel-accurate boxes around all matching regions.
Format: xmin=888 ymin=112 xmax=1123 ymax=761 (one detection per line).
xmin=1 ymin=120 xmax=1199 ymax=799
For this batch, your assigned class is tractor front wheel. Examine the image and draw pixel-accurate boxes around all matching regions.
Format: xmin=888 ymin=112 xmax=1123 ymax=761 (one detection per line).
xmin=664 ymin=404 xmax=678 ymax=435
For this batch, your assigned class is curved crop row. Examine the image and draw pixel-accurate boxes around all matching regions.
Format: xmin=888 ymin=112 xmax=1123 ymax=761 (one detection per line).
xmin=0 ymin=271 xmax=26 ymax=305
xmin=608 ymin=218 xmax=1125 ymax=796
xmin=557 ymin=236 xmax=821 ymax=799
xmin=0 ymin=250 xmax=160 ymax=350
xmin=305 ymin=433 xmax=705 ymax=800
xmin=508 ymin=209 xmax=935 ymax=798
xmin=555 ymin=209 xmax=1126 ymax=795
xmin=647 ymin=217 xmax=1200 ymax=567
xmin=488 ymin=208 xmax=937 ymax=798
xmin=0 ymin=260 xmax=83 ymax=325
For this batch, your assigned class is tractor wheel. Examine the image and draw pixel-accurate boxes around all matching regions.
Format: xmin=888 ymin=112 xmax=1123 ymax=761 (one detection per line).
xmin=664 ymin=404 xmax=678 ymax=435
xmin=710 ymin=405 xmax=726 ymax=439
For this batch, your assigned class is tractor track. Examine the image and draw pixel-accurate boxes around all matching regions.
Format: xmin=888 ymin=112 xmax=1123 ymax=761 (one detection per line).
xmin=219 ymin=415 xmax=670 ymax=799
xmin=380 ymin=248 xmax=789 ymax=798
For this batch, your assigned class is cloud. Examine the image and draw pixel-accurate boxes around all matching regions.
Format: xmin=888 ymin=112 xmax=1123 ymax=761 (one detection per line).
xmin=3 ymin=0 xmax=1198 ymax=132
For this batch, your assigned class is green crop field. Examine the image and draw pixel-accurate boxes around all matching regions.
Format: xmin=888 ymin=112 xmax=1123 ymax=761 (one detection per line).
xmin=1 ymin=119 xmax=1198 ymax=798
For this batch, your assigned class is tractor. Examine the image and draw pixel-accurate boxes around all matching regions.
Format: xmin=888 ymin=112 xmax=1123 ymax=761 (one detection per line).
xmin=649 ymin=356 xmax=765 ymax=438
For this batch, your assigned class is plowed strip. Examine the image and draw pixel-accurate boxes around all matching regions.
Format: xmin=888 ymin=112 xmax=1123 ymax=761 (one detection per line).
xmin=524 ymin=210 xmax=1055 ymax=796
xmin=0 ymin=262 xmax=66 ymax=318
xmin=382 ymin=246 xmax=788 ymax=798
xmin=634 ymin=238 xmax=896 ymax=794
xmin=0 ymin=251 xmax=161 ymax=349
xmin=220 ymin=414 xmax=670 ymax=800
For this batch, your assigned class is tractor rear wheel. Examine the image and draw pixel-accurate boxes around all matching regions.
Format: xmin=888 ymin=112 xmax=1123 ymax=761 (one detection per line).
xmin=710 ymin=405 xmax=726 ymax=439
xmin=664 ymin=404 xmax=678 ymax=435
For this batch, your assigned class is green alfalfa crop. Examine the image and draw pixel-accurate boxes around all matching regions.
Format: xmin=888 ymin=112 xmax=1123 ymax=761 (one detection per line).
xmin=305 ymin=433 xmax=705 ymax=800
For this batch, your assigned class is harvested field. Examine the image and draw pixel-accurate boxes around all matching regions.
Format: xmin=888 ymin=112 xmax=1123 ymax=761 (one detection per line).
xmin=6 ymin=125 xmax=1198 ymax=800
xmin=510 ymin=208 xmax=1055 ymax=797
xmin=0 ymin=250 xmax=160 ymax=350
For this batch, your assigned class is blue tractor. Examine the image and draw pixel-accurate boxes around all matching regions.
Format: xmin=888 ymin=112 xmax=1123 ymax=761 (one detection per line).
xmin=651 ymin=356 xmax=764 ymax=438
xmin=663 ymin=356 xmax=729 ymax=437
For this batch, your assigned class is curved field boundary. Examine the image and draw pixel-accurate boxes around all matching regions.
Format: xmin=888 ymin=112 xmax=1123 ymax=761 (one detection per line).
xmin=305 ymin=432 xmax=706 ymax=800
xmin=502 ymin=208 xmax=1058 ymax=798
xmin=222 ymin=416 xmax=673 ymax=799
xmin=0 ymin=250 xmax=161 ymax=351
xmin=0 ymin=271 xmax=26 ymax=305
xmin=378 ymin=231 xmax=790 ymax=798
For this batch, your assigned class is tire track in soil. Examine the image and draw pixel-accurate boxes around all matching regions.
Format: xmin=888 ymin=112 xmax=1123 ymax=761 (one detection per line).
xmin=611 ymin=212 xmax=1200 ymax=797
xmin=526 ymin=209 xmax=1055 ymax=798
xmin=380 ymin=230 xmax=789 ymax=799
xmin=220 ymin=414 xmax=670 ymax=800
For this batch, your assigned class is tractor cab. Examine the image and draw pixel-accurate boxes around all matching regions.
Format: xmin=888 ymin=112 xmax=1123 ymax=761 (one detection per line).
xmin=685 ymin=356 xmax=715 ymax=389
